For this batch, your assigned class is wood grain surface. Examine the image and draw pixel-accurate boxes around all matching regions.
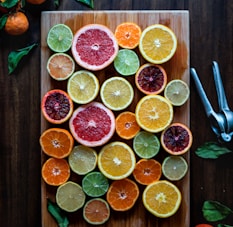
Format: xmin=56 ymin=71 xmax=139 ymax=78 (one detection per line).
xmin=41 ymin=10 xmax=189 ymax=227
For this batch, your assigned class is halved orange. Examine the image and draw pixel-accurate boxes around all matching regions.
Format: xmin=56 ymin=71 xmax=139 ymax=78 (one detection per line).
xmin=41 ymin=157 xmax=70 ymax=186
xmin=106 ymin=178 xmax=139 ymax=211
xmin=133 ymin=159 xmax=162 ymax=185
xmin=115 ymin=111 xmax=141 ymax=140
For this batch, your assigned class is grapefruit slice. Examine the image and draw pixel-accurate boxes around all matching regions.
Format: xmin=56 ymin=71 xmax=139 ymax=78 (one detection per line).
xmin=69 ymin=102 xmax=115 ymax=147
xmin=71 ymin=24 xmax=119 ymax=71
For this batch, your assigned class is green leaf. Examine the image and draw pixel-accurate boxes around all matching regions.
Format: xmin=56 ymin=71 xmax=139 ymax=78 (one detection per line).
xmin=202 ymin=200 xmax=233 ymax=222
xmin=54 ymin=0 xmax=59 ymax=8
xmin=47 ymin=199 xmax=69 ymax=227
xmin=218 ymin=224 xmax=233 ymax=227
xmin=195 ymin=141 xmax=232 ymax=159
xmin=0 ymin=14 xmax=7 ymax=30
xmin=76 ymin=0 xmax=94 ymax=9
xmin=0 ymin=0 xmax=18 ymax=8
xmin=8 ymin=43 xmax=38 ymax=75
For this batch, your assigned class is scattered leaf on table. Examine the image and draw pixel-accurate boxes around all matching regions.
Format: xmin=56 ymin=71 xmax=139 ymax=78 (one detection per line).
xmin=195 ymin=142 xmax=232 ymax=159
xmin=75 ymin=0 xmax=94 ymax=9
xmin=202 ymin=200 xmax=233 ymax=222
xmin=8 ymin=43 xmax=38 ymax=75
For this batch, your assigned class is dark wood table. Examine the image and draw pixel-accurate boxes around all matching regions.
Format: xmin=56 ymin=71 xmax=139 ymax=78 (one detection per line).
xmin=0 ymin=0 xmax=232 ymax=226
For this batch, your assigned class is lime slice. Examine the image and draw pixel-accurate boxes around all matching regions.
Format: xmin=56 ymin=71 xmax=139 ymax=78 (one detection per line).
xmin=162 ymin=155 xmax=188 ymax=181
xmin=47 ymin=24 xmax=73 ymax=52
xmin=133 ymin=131 xmax=160 ymax=158
xmin=67 ymin=70 xmax=99 ymax=104
xmin=56 ymin=181 xmax=86 ymax=212
xmin=114 ymin=49 xmax=140 ymax=76
xmin=82 ymin=171 xmax=109 ymax=197
xmin=164 ymin=79 xmax=190 ymax=106
xmin=68 ymin=145 xmax=97 ymax=175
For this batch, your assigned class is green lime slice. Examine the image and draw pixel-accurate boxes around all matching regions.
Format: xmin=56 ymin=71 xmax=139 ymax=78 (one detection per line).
xmin=114 ymin=49 xmax=140 ymax=76
xmin=68 ymin=145 xmax=97 ymax=175
xmin=162 ymin=156 xmax=188 ymax=181
xmin=47 ymin=24 xmax=73 ymax=52
xmin=56 ymin=181 xmax=86 ymax=212
xmin=82 ymin=171 xmax=109 ymax=197
xmin=164 ymin=79 xmax=190 ymax=106
xmin=133 ymin=131 xmax=160 ymax=158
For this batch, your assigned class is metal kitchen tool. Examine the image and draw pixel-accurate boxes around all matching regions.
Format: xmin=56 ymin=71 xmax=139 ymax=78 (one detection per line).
xmin=190 ymin=61 xmax=233 ymax=142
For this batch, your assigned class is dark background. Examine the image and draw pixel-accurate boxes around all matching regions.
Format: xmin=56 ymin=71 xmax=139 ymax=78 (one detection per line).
xmin=0 ymin=0 xmax=232 ymax=226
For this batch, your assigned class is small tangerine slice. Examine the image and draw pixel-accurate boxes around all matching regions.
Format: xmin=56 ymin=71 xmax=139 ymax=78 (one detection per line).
xmin=106 ymin=178 xmax=139 ymax=211
xmin=133 ymin=159 xmax=162 ymax=185
xmin=115 ymin=111 xmax=140 ymax=140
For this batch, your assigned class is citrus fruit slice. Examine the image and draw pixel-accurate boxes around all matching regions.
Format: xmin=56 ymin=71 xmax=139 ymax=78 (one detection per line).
xmin=135 ymin=63 xmax=167 ymax=95
xmin=98 ymin=141 xmax=136 ymax=180
xmin=115 ymin=111 xmax=140 ymax=140
xmin=69 ymin=102 xmax=115 ymax=147
xmin=83 ymin=198 xmax=110 ymax=225
xmin=100 ymin=76 xmax=134 ymax=111
xmin=139 ymin=24 xmax=177 ymax=64
xmin=82 ymin=171 xmax=109 ymax=197
xmin=40 ymin=128 xmax=74 ymax=159
xmin=46 ymin=53 xmax=75 ymax=81
xmin=71 ymin=24 xmax=119 ymax=71
xmin=164 ymin=79 xmax=190 ymax=106
xmin=106 ymin=178 xmax=139 ymax=211
xmin=162 ymin=155 xmax=188 ymax=181
xmin=56 ymin=181 xmax=86 ymax=212
xmin=113 ymin=49 xmax=140 ymax=76
xmin=114 ymin=22 xmax=141 ymax=49
xmin=41 ymin=89 xmax=73 ymax=124
xmin=47 ymin=24 xmax=73 ymax=52
xmin=142 ymin=180 xmax=182 ymax=218
xmin=133 ymin=131 xmax=160 ymax=159
xmin=67 ymin=70 xmax=99 ymax=104
xmin=68 ymin=145 xmax=97 ymax=175
xmin=41 ymin=157 xmax=70 ymax=186
xmin=133 ymin=159 xmax=162 ymax=185
xmin=161 ymin=122 xmax=193 ymax=155
xmin=135 ymin=95 xmax=173 ymax=133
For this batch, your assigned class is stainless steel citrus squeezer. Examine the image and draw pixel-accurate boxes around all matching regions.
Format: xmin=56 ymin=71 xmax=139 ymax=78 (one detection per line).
xmin=191 ymin=61 xmax=233 ymax=142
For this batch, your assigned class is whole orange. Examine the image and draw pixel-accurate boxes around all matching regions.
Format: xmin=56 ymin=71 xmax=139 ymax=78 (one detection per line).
xmin=26 ymin=0 xmax=46 ymax=4
xmin=4 ymin=11 xmax=29 ymax=35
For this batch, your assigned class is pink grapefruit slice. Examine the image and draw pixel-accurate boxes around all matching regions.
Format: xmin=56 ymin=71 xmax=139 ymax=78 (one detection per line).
xmin=69 ymin=102 xmax=115 ymax=147
xmin=71 ymin=24 xmax=119 ymax=71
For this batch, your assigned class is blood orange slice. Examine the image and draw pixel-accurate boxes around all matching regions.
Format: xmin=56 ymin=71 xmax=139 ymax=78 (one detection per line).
xmin=71 ymin=24 xmax=119 ymax=71
xmin=69 ymin=102 xmax=115 ymax=147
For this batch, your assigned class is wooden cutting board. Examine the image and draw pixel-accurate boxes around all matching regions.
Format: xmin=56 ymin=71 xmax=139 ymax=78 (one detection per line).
xmin=41 ymin=10 xmax=190 ymax=227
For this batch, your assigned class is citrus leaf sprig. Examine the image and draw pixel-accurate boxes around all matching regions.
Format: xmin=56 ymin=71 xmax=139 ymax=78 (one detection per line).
xmin=75 ymin=0 xmax=94 ymax=9
xmin=0 ymin=0 xmax=18 ymax=9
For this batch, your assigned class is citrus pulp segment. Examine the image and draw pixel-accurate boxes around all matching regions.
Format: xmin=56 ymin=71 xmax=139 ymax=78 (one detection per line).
xmin=162 ymin=155 xmax=188 ymax=181
xmin=67 ymin=70 xmax=99 ymax=104
xmin=114 ymin=22 xmax=141 ymax=49
xmin=41 ymin=157 xmax=70 ymax=186
xmin=135 ymin=63 xmax=167 ymax=95
xmin=161 ymin=122 xmax=193 ymax=155
xmin=98 ymin=141 xmax=136 ymax=180
xmin=135 ymin=95 xmax=173 ymax=133
xmin=68 ymin=145 xmax=97 ymax=175
xmin=47 ymin=24 xmax=73 ymax=52
xmin=106 ymin=178 xmax=139 ymax=211
xmin=115 ymin=111 xmax=140 ymax=140
xmin=133 ymin=159 xmax=162 ymax=185
xmin=83 ymin=198 xmax=110 ymax=225
xmin=139 ymin=24 xmax=177 ymax=64
xmin=71 ymin=24 xmax=119 ymax=71
xmin=46 ymin=53 xmax=75 ymax=81
xmin=40 ymin=128 xmax=74 ymax=159
xmin=41 ymin=89 xmax=73 ymax=124
xmin=69 ymin=102 xmax=115 ymax=147
xmin=133 ymin=131 xmax=160 ymax=159
xmin=100 ymin=76 xmax=134 ymax=111
xmin=164 ymin=79 xmax=190 ymax=106
xmin=142 ymin=180 xmax=182 ymax=218
xmin=56 ymin=181 xmax=86 ymax=212
xmin=82 ymin=171 xmax=109 ymax=197
xmin=113 ymin=49 xmax=140 ymax=76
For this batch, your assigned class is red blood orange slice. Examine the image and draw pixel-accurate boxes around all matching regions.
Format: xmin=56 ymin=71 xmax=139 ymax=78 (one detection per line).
xmin=69 ymin=102 xmax=115 ymax=147
xmin=71 ymin=24 xmax=119 ymax=71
